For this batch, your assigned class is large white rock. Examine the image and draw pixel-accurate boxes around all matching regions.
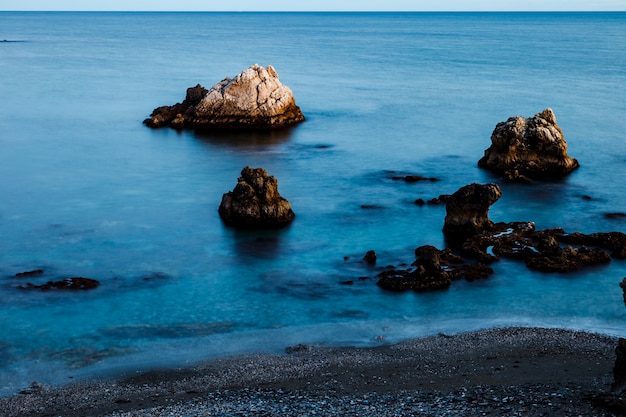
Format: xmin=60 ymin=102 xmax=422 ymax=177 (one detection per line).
xmin=144 ymin=64 xmax=305 ymax=131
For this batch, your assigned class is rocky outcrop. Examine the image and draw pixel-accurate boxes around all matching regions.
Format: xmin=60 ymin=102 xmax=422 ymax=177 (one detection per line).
xmin=478 ymin=108 xmax=579 ymax=181
xmin=442 ymin=183 xmax=502 ymax=245
xmin=376 ymin=245 xmax=493 ymax=291
xmin=18 ymin=277 xmax=100 ymax=291
xmin=363 ymin=250 xmax=377 ymax=265
xmin=621 ymin=278 xmax=626 ymax=307
xmin=144 ymin=64 xmax=305 ymax=131
xmin=462 ymin=224 xmax=618 ymax=272
xmin=218 ymin=166 xmax=295 ymax=228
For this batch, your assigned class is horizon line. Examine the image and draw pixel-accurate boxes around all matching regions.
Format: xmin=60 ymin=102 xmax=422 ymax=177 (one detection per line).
xmin=2 ymin=9 xmax=626 ymax=12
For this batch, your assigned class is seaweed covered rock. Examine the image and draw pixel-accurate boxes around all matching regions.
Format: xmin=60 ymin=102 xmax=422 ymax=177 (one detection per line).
xmin=478 ymin=108 xmax=579 ymax=181
xmin=218 ymin=166 xmax=295 ymax=228
xmin=144 ymin=64 xmax=305 ymax=131
xmin=442 ymin=183 xmax=502 ymax=245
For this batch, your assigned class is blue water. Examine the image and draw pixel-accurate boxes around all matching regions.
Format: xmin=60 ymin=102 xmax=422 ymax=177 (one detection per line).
xmin=1 ymin=11 xmax=625 ymax=395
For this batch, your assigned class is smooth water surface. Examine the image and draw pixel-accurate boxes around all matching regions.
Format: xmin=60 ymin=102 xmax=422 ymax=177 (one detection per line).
xmin=1 ymin=12 xmax=625 ymax=395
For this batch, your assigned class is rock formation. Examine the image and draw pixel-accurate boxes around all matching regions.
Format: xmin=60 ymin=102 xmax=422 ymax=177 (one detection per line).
xmin=478 ymin=108 xmax=579 ymax=181
xmin=442 ymin=183 xmax=502 ymax=245
xmin=376 ymin=245 xmax=493 ymax=291
xmin=144 ymin=64 xmax=305 ymax=131
xmin=18 ymin=277 xmax=100 ymax=291
xmin=218 ymin=166 xmax=295 ymax=228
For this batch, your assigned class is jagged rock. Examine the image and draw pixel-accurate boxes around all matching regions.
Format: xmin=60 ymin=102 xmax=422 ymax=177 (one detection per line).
xmin=556 ymin=231 xmax=626 ymax=259
xmin=376 ymin=245 xmax=492 ymax=292
xmin=620 ymin=278 xmax=626 ymax=307
xmin=524 ymin=244 xmax=611 ymax=272
xmin=478 ymin=108 xmax=579 ymax=181
xmin=462 ymin=224 xmax=614 ymax=272
xmin=442 ymin=183 xmax=502 ymax=245
xmin=18 ymin=277 xmax=100 ymax=291
xmin=144 ymin=64 xmax=304 ymax=131
xmin=363 ymin=250 xmax=377 ymax=265
xmin=218 ymin=166 xmax=295 ymax=228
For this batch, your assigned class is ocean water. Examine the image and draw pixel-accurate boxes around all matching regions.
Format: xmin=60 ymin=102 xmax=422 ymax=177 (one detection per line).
xmin=1 ymin=11 xmax=625 ymax=395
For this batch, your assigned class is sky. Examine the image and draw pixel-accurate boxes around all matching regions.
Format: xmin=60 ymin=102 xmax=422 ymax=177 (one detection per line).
xmin=1 ymin=0 xmax=625 ymax=12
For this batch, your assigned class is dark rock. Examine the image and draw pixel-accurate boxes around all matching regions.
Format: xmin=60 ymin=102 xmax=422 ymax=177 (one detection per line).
xmin=14 ymin=269 xmax=44 ymax=278
xmin=427 ymin=195 xmax=451 ymax=205
xmin=218 ymin=166 xmax=295 ymax=228
xmin=605 ymin=212 xmax=626 ymax=220
xmin=144 ymin=64 xmax=304 ymax=131
xmin=392 ymin=175 xmax=439 ymax=183
xmin=524 ymin=245 xmax=611 ymax=272
xmin=556 ymin=231 xmax=626 ymax=259
xmin=442 ymin=183 xmax=502 ymax=245
xmin=144 ymin=84 xmax=208 ymax=129
xmin=478 ymin=108 xmax=579 ymax=180
xmin=363 ymin=250 xmax=377 ymax=265
xmin=463 ymin=223 xmax=613 ymax=272
xmin=414 ymin=198 xmax=426 ymax=206
xmin=19 ymin=277 xmax=100 ymax=291
xmin=376 ymin=245 xmax=493 ymax=292
xmin=620 ymin=278 xmax=626 ymax=307
xmin=613 ymin=338 xmax=626 ymax=394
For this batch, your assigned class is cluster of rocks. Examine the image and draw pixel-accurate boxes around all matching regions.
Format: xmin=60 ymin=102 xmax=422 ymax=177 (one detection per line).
xmin=144 ymin=64 xmax=305 ymax=131
xmin=376 ymin=183 xmax=626 ymax=292
xmin=11 ymin=269 xmax=100 ymax=291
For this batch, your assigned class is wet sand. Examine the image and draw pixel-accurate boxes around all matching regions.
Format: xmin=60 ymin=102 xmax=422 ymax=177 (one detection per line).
xmin=1 ymin=327 xmax=623 ymax=416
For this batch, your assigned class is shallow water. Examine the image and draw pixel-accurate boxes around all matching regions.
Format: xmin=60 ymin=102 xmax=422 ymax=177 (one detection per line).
xmin=1 ymin=11 xmax=625 ymax=395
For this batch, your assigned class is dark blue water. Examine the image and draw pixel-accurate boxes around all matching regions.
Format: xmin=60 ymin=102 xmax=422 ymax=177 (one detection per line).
xmin=1 ymin=12 xmax=625 ymax=395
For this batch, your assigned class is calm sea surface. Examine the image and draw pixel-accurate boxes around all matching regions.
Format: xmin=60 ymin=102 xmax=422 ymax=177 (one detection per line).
xmin=1 ymin=11 xmax=625 ymax=395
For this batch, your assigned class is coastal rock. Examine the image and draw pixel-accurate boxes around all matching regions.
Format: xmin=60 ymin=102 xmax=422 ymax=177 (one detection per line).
xmin=363 ymin=250 xmax=377 ymax=265
xmin=376 ymin=245 xmax=493 ymax=291
xmin=144 ymin=64 xmax=305 ymax=131
xmin=18 ymin=277 xmax=100 ymax=291
xmin=218 ymin=166 xmax=295 ymax=228
xmin=621 ymin=278 xmax=626 ymax=307
xmin=14 ymin=269 xmax=44 ymax=278
xmin=462 ymin=224 xmax=614 ymax=272
xmin=442 ymin=183 xmax=502 ymax=245
xmin=478 ymin=108 xmax=579 ymax=181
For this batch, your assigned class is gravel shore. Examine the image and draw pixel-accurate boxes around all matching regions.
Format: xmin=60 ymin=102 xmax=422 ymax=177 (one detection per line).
xmin=1 ymin=327 xmax=624 ymax=416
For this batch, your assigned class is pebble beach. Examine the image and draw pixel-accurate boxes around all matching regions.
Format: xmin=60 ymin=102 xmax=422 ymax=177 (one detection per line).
xmin=1 ymin=327 xmax=623 ymax=416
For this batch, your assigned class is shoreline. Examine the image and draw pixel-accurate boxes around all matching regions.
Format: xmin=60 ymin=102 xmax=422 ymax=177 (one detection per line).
xmin=0 ymin=326 xmax=623 ymax=416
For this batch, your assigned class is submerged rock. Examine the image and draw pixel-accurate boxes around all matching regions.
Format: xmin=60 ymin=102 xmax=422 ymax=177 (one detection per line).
xmin=144 ymin=64 xmax=305 ymax=131
xmin=478 ymin=108 xmax=579 ymax=181
xmin=14 ymin=269 xmax=44 ymax=278
xmin=19 ymin=277 xmax=100 ymax=291
xmin=442 ymin=183 xmax=502 ymax=245
xmin=218 ymin=166 xmax=295 ymax=228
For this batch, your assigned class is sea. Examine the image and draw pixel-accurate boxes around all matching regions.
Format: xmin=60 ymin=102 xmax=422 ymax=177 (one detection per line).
xmin=1 ymin=11 xmax=625 ymax=396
